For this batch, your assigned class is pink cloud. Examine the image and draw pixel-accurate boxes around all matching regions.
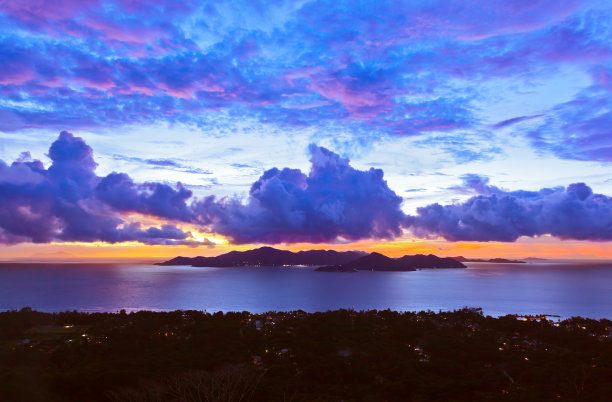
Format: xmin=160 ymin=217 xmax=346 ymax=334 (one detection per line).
xmin=0 ymin=69 xmax=35 ymax=85
xmin=0 ymin=0 xmax=101 ymax=22
xmin=83 ymin=15 xmax=168 ymax=44
xmin=311 ymin=78 xmax=393 ymax=119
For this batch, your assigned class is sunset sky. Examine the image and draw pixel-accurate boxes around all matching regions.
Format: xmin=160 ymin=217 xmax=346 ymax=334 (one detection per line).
xmin=2 ymin=0 xmax=612 ymax=261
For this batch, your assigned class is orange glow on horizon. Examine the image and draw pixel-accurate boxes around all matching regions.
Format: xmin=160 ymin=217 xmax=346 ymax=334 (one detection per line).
xmin=2 ymin=235 xmax=612 ymax=262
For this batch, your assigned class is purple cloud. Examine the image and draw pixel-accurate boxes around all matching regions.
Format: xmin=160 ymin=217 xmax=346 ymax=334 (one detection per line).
xmin=194 ymin=144 xmax=406 ymax=244
xmin=492 ymin=114 xmax=544 ymax=129
xmin=529 ymin=86 xmax=612 ymax=162
xmin=3 ymin=132 xmax=612 ymax=245
xmin=0 ymin=0 xmax=192 ymax=48
xmin=0 ymin=131 xmax=201 ymax=245
xmin=406 ymin=176 xmax=612 ymax=242
xmin=0 ymin=131 xmax=407 ymax=245
xmin=4 ymin=0 xmax=605 ymax=144
xmin=96 ymin=173 xmax=195 ymax=222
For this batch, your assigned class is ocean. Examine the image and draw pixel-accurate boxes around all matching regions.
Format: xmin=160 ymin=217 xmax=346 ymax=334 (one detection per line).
xmin=1 ymin=261 xmax=611 ymax=318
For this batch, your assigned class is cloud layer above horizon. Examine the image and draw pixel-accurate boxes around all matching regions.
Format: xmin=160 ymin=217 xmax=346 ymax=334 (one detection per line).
xmin=407 ymin=175 xmax=612 ymax=242
xmin=2 ymin=132 xmax=612 ymax=246
xmin=1 ymin=0 xmax=612 ymax=164
xmin=0 ymin=132 xmax=407 ymax=245
xmin=0 ymin=131 xmax=202 ymax=245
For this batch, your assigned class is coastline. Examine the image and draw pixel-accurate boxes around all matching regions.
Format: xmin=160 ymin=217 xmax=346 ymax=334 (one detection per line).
xmin=2 ymin=308 xmax=610 ymax=401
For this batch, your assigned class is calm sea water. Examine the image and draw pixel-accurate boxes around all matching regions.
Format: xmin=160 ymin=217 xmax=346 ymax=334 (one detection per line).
xmin=1 ymin=261 xmax=611 ymax=318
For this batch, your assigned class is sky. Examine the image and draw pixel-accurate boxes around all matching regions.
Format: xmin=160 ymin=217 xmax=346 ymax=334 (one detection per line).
xmin=2 ymin=0 xmax=612 ymax=261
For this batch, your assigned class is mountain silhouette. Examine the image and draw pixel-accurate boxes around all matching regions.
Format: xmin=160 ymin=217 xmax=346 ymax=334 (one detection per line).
xmin=158 ymin=247 xmax=466 ymax=271
xmin=157 ymin=247 xmax=366 ymax=267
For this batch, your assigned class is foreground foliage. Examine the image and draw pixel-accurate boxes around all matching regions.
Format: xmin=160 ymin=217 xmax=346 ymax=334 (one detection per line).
xmin=1 ymin=308 xmax=611 ymax=401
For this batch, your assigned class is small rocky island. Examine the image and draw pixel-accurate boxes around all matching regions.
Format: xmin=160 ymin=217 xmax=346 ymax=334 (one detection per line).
xmin=158 ymin=247 xmax=466 ymax=272
xmin=453 ymin=256 xmax=526 ymax=263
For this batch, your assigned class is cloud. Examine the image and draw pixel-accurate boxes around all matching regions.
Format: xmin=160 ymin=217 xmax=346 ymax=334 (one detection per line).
xmin=448 ymin=174 xmax=501 ymax=195
xmin=95 ymin=173 xmax=195 ymax=221
xmin=529 ymin=88 xmax=612 ymax=161
xmin=0 ymin=131 xmax=201 ymax=245
xmin=0 ymin=131 xmax=407 ymax=245
xmin=412 ymin=132 xmax=503 ymax=164
xmin=492 ymin=114 xmax=544 ymax=129
xmin=3 ymin=132 xmax=612 ymax=245
xmin=110 ymin=154 xmax=213 ymax=174
xmin=193 ymin=144 xmax=406 ymax=244
xmin=2 ymin=0 xmax=607 ymax=155
xmin=117 ymin=223 xmax=211 ymax=247
xmin=406 ymin=175 xmax=612 ymax=241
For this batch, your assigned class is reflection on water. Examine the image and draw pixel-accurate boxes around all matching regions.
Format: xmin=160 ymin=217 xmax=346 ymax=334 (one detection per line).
xmin=1 ymin=261 xmax=611 ymax=318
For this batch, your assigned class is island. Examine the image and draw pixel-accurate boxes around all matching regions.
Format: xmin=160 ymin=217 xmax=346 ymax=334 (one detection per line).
xmin=157 ymin=247 xmax=366 ymax=267
xmin=453 ymin=256 xmax=526 ymax=263
xmin=316 ymin=252 xmax=466 ymax=272
xmin=158 ymin=247 xmax=466 ymax=271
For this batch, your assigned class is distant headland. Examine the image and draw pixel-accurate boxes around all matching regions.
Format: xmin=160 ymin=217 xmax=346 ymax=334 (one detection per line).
xmin=157 ymin=247 xmax=466 ymax=272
